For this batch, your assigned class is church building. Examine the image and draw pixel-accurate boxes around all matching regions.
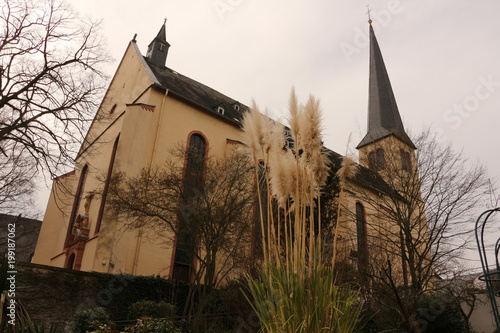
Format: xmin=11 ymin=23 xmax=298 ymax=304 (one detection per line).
xmin=33 ymin=20 xmax=420 ymax=285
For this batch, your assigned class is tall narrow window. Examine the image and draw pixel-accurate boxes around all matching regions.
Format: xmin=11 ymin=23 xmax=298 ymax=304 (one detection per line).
xmin=356 ymin=202 xmax=369 ymax=278
xmin=182 ymin=133 xmax=206 ymax=198
xmin=369 ymin=149 xmax=385 ymax=171
xmin=401 ymin=150 xmax=412 ymax=172
xmin=377 ymin=149 xmax=385 ymax=170
xmin=368 ymin=152 xmax=376 ymax=171
xmin=173 ymin=133 xmax=207 ymax=282
xmin=400 ymin=230 xmax=409 ymax=287
xmin=95 ymin=135 xmax=120 ymax=234
xmin=65 ymin=165 xmax=88 ymax=247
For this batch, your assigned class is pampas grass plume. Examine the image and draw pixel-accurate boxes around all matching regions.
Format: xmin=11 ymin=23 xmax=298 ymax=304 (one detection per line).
xmin=241 ymin=101 xmax=261 ymax=157
xmin=336 ymin=156 xmax=359 ymax=183
xmin=299 ymin=95 xmax=322 ymax=153
xmin=288 ymin=87 xmax=301 ymax=150
xmin=269 ymin=123 xmax=288 ymax=205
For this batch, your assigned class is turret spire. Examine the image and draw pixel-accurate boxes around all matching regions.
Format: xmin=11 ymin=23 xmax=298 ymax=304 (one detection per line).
xmin=356 ymin=23 xmax=415 ymax=149
xmin=146 ymin=20 xmax=170 ymax=68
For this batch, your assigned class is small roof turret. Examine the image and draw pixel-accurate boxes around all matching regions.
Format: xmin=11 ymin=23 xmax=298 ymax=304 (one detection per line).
xmin=146 ymin=19 xmax=170 ymax=68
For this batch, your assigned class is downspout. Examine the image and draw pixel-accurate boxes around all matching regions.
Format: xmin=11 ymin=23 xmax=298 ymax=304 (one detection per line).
xmin=149 ymin=89 xmax=169 ymax=168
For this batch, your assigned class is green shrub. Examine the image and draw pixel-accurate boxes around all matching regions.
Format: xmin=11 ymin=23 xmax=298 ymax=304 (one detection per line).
xmin=124 ymin=318 xmax=181 ymax=333
xmin=128 ymin=300 xmax=176 ymax=320
xmin=417 ymin=294 xmax=466 ymax=333
xmin=72 ymin=307 xmax=111 ymax=333
xmin=94 ymin=274 xmax=189 ymax=322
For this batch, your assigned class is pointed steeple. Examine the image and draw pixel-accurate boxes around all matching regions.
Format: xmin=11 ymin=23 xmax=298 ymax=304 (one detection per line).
xmin=357 ymin=24 xmax=416 ymax=150
xmin=146 ymin=19 xmax=170 ymax=68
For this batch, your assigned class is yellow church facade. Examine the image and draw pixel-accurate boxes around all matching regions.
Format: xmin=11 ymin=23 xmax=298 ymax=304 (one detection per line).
xmin=33 ymin=22 xmax=421 ymax=285
xmin=33 ymin=23 xmax=248 ymax=277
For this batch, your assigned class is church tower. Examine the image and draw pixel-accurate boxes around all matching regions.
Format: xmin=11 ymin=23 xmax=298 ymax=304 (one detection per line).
xmin=146 ymin=20 xmax=170 ymax=67
xmin=356 ymin=22 xmax=416 ymax=178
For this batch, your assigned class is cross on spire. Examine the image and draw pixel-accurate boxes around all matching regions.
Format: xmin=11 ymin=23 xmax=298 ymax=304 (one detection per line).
xmin=366 ymin=5 xmax=373 ymax=24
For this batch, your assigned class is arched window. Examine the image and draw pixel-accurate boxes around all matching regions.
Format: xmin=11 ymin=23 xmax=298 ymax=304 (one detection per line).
xmin=400 ymin=149 xmax=412 ymax=172
xmin=173 ymin=133 xmax=207 ymax=282
xmin=183 ymin=133 xmax=207 ymax=198
xmin=95 ymin=135 xmax=120 ymax=234
xmin=65 ymin=165 xmax=88 ymax=247
xmin=356 ymin=202 xmax=368 ymax=277
xmin=368 ymin=152 xmax=376 ymax=170
xmin=369 ymin=148 xmax=385 ymax=171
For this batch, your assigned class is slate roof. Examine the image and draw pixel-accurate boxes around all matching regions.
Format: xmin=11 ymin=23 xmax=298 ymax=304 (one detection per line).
xmin=142 ymin=26 xmax=399 ymax=198
xmin=325 ymin=149 xmax=400 ymax=198
xmin=145 ymin=58 xmax=248 ymax=126
xmin=357 ymin=24 xmax=416 ymax=149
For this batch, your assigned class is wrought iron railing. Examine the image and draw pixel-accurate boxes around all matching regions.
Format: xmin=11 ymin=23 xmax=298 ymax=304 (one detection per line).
xmin=475 ymin=207 xmax=500 ymax=329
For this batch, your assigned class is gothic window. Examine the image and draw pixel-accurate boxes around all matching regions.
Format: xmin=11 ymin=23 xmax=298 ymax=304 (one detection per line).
xmin=369 ymin=148 xmax=385 ymax=171
xmin=401 ymin=150 xmax=412 ymax=172
xmin=95 ymin=135 xmax=120 ymax=234
xmin=183 ymin=133 xmax=206 ymax=198
xmin=65 ymin=165 xmax=88 ymax=247
xmin=173 ymin=133 xmax=207 ymax=282
xmin=368 ymin=152 xmax=376 ymax=170
xmin=356 ymin=202 xmax=369 ymax=277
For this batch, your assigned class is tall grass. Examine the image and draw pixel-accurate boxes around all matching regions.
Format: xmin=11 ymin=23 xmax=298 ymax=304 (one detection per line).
xmin=242 ymin=89 xmax=363 ymax=332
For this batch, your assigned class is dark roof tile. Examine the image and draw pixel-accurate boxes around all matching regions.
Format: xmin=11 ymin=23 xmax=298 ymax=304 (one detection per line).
xmin=146 ymin=58 xmax=248 ymax=125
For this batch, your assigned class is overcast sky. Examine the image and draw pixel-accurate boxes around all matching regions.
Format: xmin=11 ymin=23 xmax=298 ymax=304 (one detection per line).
xmin=70 ymin=0 xmax=500 ymax=176
xmin=35 ymin=1 xmax=500 ymax=267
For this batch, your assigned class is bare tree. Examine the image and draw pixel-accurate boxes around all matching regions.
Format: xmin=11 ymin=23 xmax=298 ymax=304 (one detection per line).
xmin=0 ymin=0 xmax=108 ymax=179
xmin=0 ymin=141 xmax=37 ymax=216
xmin=105 ymin=146 xmax=255 ymax=321
xmin=346 ymin=129 xmax=491 ymax=332
xmin=440 ymin=269 xmax=488 ymax=333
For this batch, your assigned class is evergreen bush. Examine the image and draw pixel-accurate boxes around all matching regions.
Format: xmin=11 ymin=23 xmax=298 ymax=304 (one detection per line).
xmin=71 ymin=307 xmax=111 ymax=333
xmin=128 ymin=300 xmax=176 ymax=320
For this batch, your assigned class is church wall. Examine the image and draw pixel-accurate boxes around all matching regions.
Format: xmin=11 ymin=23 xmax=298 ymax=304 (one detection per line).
xmin=150 ymin=93 xmax=243 ymax=166
xmin=86 ymin=103 xmax=159 ymax=275
xmin=336 ymin=186 xmax=381 ymax=261
xmin=358 ymin=136 xmax=416 ymax=175
xmin=32 ymin=172 xmax=76 ymax=265
xmin=336 ymin=179 xmax=409 ymax=286
xmin=81 ymin=236 xmax=99 ymax=270
xmin=110 ymin=90 xmax=244 ymax=277
xmin=134 ymin=236 xmax=172 ymax=277
xmin=79 ymin=42 xmax=155 ymax=156
xmin=75 ymin=85 xmax=245 ymax=277
xmin=33 ymin=41 xmax=154 ymax=271
xmin=33 ymin=26 xmax=251 ymax=278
